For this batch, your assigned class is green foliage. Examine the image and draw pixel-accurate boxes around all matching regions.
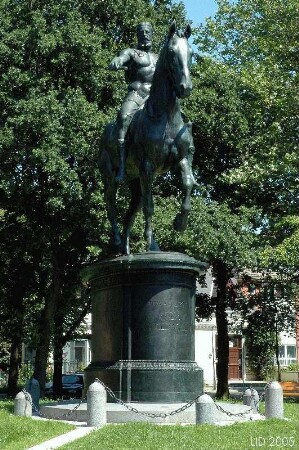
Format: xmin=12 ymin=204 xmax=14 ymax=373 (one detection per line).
xmin=17 ymin=363 xmax=34 ymax=387
xmin=181 ymin=1 xmax=299 ymax=391
xmin=152 ymin=195 xmax=260 ymax=270
xmin=259 ymin=216 xmax=299 ymax=270
xmin=0 ymin=373 xmax=8 ymax=390
xmin=0 ymin=342 xmax=10 ymax=367
xmin=282 ymin=363 xmax=299 ymax=373
xmin=195 ymin=294 xmax=215 ymax=321
xmin=192 ymin=0 xmax=298 ymax=216
xmin=244 ymin=312 xmax=276 ymax=380
xmin=0 ymin=1 xmax=112 ymax=356
xmin=185 ymin=57 xmax=250 ymax=201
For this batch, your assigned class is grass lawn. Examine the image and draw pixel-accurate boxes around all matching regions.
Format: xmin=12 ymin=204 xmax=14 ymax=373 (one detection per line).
xmin=0 ymin=400 xmax=75 ymax=450
xmin=59 ymin=401 xmax=299 ymax=450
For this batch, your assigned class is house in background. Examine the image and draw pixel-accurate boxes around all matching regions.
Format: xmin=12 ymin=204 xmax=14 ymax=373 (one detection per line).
xmin=195 ymin=314 xmax=297 ymax=386
xmin=194 ymin=269 xmax=298 ymax=386
xmin=195 ymin=268 xmax=246 ymax=386
xmin=22 ymin=314 xmax=92 ymax=374
xmin=60 ymin=313 xmax=92 ymax=372
xmin=195 ymin=315 xmax=245 ymax=387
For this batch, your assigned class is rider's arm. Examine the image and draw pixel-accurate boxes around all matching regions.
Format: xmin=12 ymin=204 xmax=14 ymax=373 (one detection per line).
xmin=109 ymin=49 xmax=132 ymax=71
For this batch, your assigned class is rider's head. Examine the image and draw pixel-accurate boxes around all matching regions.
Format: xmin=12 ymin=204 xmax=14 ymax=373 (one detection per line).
xmin=137 ymin=22 xmax=153 ymax=51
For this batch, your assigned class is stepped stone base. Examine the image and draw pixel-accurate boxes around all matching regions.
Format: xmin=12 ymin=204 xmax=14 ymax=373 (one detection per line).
xmin=40 ymin=400 xmax=263 ymax=425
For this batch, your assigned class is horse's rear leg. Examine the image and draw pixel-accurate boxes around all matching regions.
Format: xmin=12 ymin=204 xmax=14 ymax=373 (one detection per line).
xmin=123 ymin=178 xmax=143 ymax=255
xmin=173 ymin=157 xmax=193 ymax=232
xmin=140 ymin=161 xmax=160 ymax=252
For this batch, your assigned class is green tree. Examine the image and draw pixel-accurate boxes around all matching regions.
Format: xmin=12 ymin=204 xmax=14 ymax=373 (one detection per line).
xmin=244 ymin=314 xmax=276 ymax=380
xmin=179 ymin=0 xmax=299 ymax=395
xmin=0 ymin=1 xmax=108 ymax=394
xmin=0 ymin=0 xmax=189 ymax=395
xmin=192 ymin=0 xmax=298 ymax=216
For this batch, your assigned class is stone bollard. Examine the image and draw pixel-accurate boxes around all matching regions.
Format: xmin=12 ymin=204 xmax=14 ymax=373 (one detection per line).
xmin=196 ymin=393 xmax=216 ymax=424
xmin=25 ymin=377 xmax=40 ymax=413
xmin=265 ymin=381 xmax=283 ymax=419
xmin=243 ymin=388 xmax=259 ymax=412
xmin=87 ymin=379 xmax=107 ymax=427
xmin=14 ymin=391 xmax=32 ymax=417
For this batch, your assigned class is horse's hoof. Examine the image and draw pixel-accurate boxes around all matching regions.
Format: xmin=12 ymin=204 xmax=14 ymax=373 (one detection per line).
xmin=173 ymin=213 xmax=188 ymax=232
xmin=123 ymin=245 xmax=130 ymax=255
xmin=149 ymin=240 xmax=160 ymax=251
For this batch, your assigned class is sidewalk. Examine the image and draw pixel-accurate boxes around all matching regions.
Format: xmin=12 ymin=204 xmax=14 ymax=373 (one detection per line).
xmin=27 ymin=419 xmax=96 ymax=450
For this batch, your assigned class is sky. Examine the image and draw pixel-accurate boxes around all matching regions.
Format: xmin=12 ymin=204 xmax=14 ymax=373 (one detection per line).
xmin=182 ymin=0 xmax=218 ymax=26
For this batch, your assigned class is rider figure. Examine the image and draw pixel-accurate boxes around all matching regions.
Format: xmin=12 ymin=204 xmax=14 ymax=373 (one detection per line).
xmin=109 ymin=22 xmax=157 ymax=182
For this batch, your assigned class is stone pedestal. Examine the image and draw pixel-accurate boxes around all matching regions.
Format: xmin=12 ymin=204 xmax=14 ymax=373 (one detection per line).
xmin=82 ymin=252 xmax=206 ymax=402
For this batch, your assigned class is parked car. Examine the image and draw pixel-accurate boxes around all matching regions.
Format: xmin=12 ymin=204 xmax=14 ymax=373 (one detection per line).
xmin=45 ymin=373 xmax=84 ymax=399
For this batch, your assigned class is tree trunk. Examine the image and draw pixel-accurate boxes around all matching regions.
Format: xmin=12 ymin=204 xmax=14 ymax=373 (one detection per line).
xmin=33 ymin=273 xmax=61 ymax=396
xmin=52 ymin=294 xmax=91 ymax=398
xmin=7 ymin=287 xmax=24 ymax=398
xmin=7 ymin=340 xmax=21 ymax=397
xmin=52 ymin=307 xmax=65 ymax=399
xmin=53 ymin=342 xmax=63 ymax=399
xmin=275 ymin=315 xmax=281 ymax=382
xmin=33 ymin=299 xmax=55 ymax=396
xmin=214 ymin=260 xmax=230 ymax=399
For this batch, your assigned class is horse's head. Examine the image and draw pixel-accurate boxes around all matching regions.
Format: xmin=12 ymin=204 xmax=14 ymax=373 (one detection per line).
xmin=164 ymin=21 xmax=193 ymax=99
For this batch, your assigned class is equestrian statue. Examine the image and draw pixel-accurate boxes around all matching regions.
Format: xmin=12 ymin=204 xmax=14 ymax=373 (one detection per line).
xmin=100 ymin=21 xmax=197 ymax=255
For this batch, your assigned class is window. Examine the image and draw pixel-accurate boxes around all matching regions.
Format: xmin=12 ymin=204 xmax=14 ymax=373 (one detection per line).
xmin=278 ymin=345 xmax=297 ymax=366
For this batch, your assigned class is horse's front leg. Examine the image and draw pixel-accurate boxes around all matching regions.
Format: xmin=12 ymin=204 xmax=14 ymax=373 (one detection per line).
xmin=173 ymin=157 xmax=193 ymax=232
xmin=186 ymin=124 xmax=199 ymax=187
xmin=140 ymin=161 xmax=160 ymax=251
xmin=102 ymin=172 xmax=122 ymax=251
xmin=103 ymin=175 xmax=122 ymax=252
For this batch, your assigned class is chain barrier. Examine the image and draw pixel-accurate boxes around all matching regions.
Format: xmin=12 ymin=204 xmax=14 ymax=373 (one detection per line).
xmin=95 ymin=379 xmax=200 ymax=419
xmin=213 ymin=386 xmax=268 ymax=418
xmin=259 ymin=380 xmax=273 ymax=403
xmin=242 ymin=381 xmax=274 ymax=416
xmin=21 ymin=380 xmax=271 ymax=422
xmin=95 ymin=379 xmax=260 ymax=420
xmin=214 ymin=402 xmax=254 ymax=417
xmin=22 ymin=389 xmax=86 ymax=421
xmin=220 ymin=382 xmax=273 ymax=419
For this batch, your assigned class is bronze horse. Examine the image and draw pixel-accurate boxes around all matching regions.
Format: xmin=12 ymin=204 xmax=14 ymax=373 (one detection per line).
xmin=100 ymin=22 xmax=196 ymax=254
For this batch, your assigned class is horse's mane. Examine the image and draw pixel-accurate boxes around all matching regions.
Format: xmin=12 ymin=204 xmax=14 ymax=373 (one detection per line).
xmin=144 ymin=27 xmax=190 ymax=118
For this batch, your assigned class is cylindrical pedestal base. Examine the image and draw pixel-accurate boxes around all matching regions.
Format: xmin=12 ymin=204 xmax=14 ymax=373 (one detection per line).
xmin=82 ymin=252 xmax=206 ymax=402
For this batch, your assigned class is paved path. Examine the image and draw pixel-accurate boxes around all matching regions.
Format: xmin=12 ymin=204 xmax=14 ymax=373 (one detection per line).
xmin=27 ymin=423 xmax=95 ymax=450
